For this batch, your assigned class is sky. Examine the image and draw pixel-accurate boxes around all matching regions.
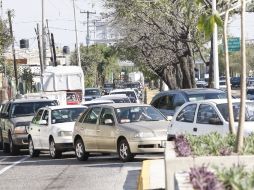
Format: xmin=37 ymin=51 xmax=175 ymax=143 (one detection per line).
xmin=2 ymin=0 xmax=106 ymax=50
xmin=2 ymin=0 xmax=254 ymax=51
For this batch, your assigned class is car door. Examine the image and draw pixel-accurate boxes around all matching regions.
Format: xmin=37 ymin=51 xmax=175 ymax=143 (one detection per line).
xmin=97 ymin=108 xmax=117 ymax=151
xmin=80 ymin=107 xmax=101 ymax=151
xmin=29 ymin=109 xmax=44 ymax=149
xmin=39 ymin=109 xmax=50 ymax=149
xmin=169 ymin=104 xmax=197 ymax=135
xmin=194 ymin=103 xmax=227 ymax=135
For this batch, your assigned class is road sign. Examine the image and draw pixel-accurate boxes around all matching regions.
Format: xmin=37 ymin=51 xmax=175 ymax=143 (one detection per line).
xmin=228 ymin=37 xmax=240 ymax=52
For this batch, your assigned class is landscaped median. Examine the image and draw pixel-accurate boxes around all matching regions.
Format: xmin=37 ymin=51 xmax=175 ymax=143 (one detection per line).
xmin=165 ymin=133 xmax=254 ymax=190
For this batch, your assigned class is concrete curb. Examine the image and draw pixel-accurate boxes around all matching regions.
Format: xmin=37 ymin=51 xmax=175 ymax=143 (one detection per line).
xmin=138 ymin=160 xmax=150 ymax=190
xmin=138 ymin=159 xmax=165 ymax=190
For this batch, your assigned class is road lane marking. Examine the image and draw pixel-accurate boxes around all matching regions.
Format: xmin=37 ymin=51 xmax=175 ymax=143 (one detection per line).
xmin=0 ymin=156 xmax=28 ymax=175
xmin=0 ymin=158 xmax=7 ymax=162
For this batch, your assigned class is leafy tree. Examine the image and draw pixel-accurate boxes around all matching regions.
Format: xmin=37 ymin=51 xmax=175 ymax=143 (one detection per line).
xmin=20 ymin=68 xmax=34 ymax=93
xmin=0 ymin=18 xmax=12 ymax=76
xmin=71 ymin=44 xmax=120 ymax=87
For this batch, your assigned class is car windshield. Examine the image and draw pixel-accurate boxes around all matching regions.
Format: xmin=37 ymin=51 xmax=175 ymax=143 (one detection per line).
xmin=111 ymin=91 xmax=136 ymax=99
xmin=115 ymin=106 xmax=165 ymax=123
xmin=125 ymin=83 xmax=140 ymax=89
xmin=11 ymin=101 xmax=57 ymax=117
xmin=85 ymin=89 xmax=100 ymax=96
xmin=188 ymin=93 xmax=226 ymax=101
xmin=217 ymin=102 xmax=254 ymax=121
xmin=112 ymin=98 xmax=130 ymax=103
xmin=247 ymin=89 xmax=254 ymax=95
xmin=220 ymin=82 xmax=226 ymax=85
xmin=51 ymin=108 xmax=85 ymax=123
xmin=104 ymin=84 xmax=113 ymax=88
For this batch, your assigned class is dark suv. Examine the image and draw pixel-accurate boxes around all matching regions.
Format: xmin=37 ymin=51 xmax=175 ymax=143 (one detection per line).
xmin=0 ymin=98 xmax=57 ymax=155
xmin=150 ymin=88 xmax=226 ymax=117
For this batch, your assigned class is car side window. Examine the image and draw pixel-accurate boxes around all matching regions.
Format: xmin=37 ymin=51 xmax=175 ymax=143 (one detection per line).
xmin=83 ymin=107 xmax=101 ymax=124
xmin=99 ymin=108 xmax=114 ymax=125
xmin=41 ymin=110 xmax=49 ymax=124
xmin=176 ymin=104 xmax=197 ymax=123
xmin=157 ymin=95 xmax=174 ymax=110
xmin=173 ymin=94 xmax=185 ymax=109
xmin=196 ymin=104 xmax=221 ymax=124
xmin=32 ymin=110 xmax=44 ymax=124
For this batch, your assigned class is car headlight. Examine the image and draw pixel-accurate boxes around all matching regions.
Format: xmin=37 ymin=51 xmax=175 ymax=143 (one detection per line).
xmin=58 ymin=131 xmax=72 ymax=136
xmin=133 ymin=132 xmax=154 ymax=138
xmin=14 ymin=126 xmax=27 ymax=134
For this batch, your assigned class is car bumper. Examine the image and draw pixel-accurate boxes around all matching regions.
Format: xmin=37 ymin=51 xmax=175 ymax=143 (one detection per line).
xmin=12 ymin=133 xmax=29 ymax=148
xmin=55 ymin=143 xmax=74 ymax=151
xmin=129 ymin=140 xmax=166 ymax=153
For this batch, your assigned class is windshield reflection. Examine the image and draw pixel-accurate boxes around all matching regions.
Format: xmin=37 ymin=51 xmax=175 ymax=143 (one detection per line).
xmin=115 ymin=106 xmax=166 ymax=123
xmin=217 ymin=102 xmax=254 ymax=121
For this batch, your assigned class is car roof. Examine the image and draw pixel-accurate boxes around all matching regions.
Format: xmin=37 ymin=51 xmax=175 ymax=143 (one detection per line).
xmin=100 ymin=94 xmax=128 ymax=99
xmin=185 ymin=98 xmax=252 ymax=105
xmin=91 ymin=103 xmax=150 ymax=109
xmin=155 ymin=88 xmax=225 ymax=96
xmin=44 ymin=105 xmax=87 ymax=110
xmin=110 ymin=89 xmax=135 ymax=93
xmin=9 ymin=98 xmax=56 ymax=103
xmin=84 ymin=99 xmax=114 ymax=104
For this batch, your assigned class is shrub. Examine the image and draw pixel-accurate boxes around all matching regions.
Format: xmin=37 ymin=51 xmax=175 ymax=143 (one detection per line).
xmin=175 ymin=134 xmax=192 ymax=157
xmin=189 ymin=165 xmax=223 ymax=190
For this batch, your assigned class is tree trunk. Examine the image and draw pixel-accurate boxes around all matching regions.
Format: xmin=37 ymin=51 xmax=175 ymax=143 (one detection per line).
xmin=208 ymin=37 xmax=214 ymax=88
xmin=236 ymin=0 xmax=246 ymax=153
xmin=223 ymin=9 xmax=235 ymax=135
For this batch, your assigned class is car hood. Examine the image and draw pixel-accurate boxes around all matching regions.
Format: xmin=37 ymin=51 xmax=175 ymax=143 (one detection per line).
xmin=10 ymin=116 xmax=34 ymax=125
xmin=119 ymin=120 xmax=169 ymax=137
xmin=52 ymin=122 xmax=75 ymax=132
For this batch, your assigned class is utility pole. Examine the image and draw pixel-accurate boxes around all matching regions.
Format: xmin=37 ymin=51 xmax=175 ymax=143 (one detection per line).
xmin=46 ymin=19 xmax=54 ymax=65
xmin=72 ymin=0 xmax=81 ymax=66
xmin=42 ymin=0 xmax=46 ymax=71
xmin=51 ymin=33 xmax=57 ymax=67
xmin=80 ymin=11 xmax=96 ymax=48
xmin=8 ymin=10 xmax=18 ymax=93
xmin=212 ymin=0 xmax=219 ymax=89
xmin=35 ymin=24 xmax=43 ymax=92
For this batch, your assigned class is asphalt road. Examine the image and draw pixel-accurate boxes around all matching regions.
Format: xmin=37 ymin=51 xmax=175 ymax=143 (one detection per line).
xmin=0 ymin=150 xmax=163 ymax=190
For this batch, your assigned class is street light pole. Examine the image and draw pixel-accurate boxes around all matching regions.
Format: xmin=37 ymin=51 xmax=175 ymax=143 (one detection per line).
xmin=212 ymin=0 xmax=219 ymax=89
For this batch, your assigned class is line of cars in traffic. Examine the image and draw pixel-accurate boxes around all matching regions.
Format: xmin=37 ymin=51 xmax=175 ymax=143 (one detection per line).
xmin=2 ymin=87 xmax=252 ymax=162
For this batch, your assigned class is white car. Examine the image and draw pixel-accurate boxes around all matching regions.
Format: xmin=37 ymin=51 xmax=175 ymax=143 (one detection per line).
xmin=110 ymin=89 xmax=140 ymax=103
xmin=28 ymin=105 xmax=87 ymax=158
xmin=167 ymin=99 xmax=254 ymax=140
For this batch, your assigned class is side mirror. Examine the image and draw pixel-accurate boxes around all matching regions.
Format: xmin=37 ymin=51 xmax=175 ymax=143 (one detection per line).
xmin=166 ymin=116 xmax=173 ymax=121
xmin=39 ymin=120 xmax=47 ymax=125
xmin=209 ymin=118 xmax=223 ymax=125
xmin=104 ymin=119 xmax=113 ymax=125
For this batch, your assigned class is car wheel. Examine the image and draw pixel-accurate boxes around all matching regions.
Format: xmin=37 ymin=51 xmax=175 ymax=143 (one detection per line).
xmin=75 ymin=138 xmax=89 ymax=161
xmin=28 ymin=138 xmax=40 ymax=157
xmin=9 ymin=135 xmax=19 ymax=155
xmin=117 ymin=139 xmax=134 ymax=162
xmin=49 ymin=138 xmax=62 ymax=159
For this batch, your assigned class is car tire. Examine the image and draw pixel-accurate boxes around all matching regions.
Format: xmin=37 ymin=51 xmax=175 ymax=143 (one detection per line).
xmin=9 ymin=135 xmax=19 ymax=155
xmin=28 ymin=138 xmax=40 ymax=157
xmin=75 ymin=138 xmax=89 ymax=161
xmin=49 ymin=138 xmax=62 ymax=159
xmin=117 ymin=139 xmax=134 ymax=162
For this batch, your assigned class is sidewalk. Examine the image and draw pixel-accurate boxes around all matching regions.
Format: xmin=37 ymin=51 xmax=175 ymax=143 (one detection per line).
xmin=138 ymin=159 xmax=165 ymax=190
